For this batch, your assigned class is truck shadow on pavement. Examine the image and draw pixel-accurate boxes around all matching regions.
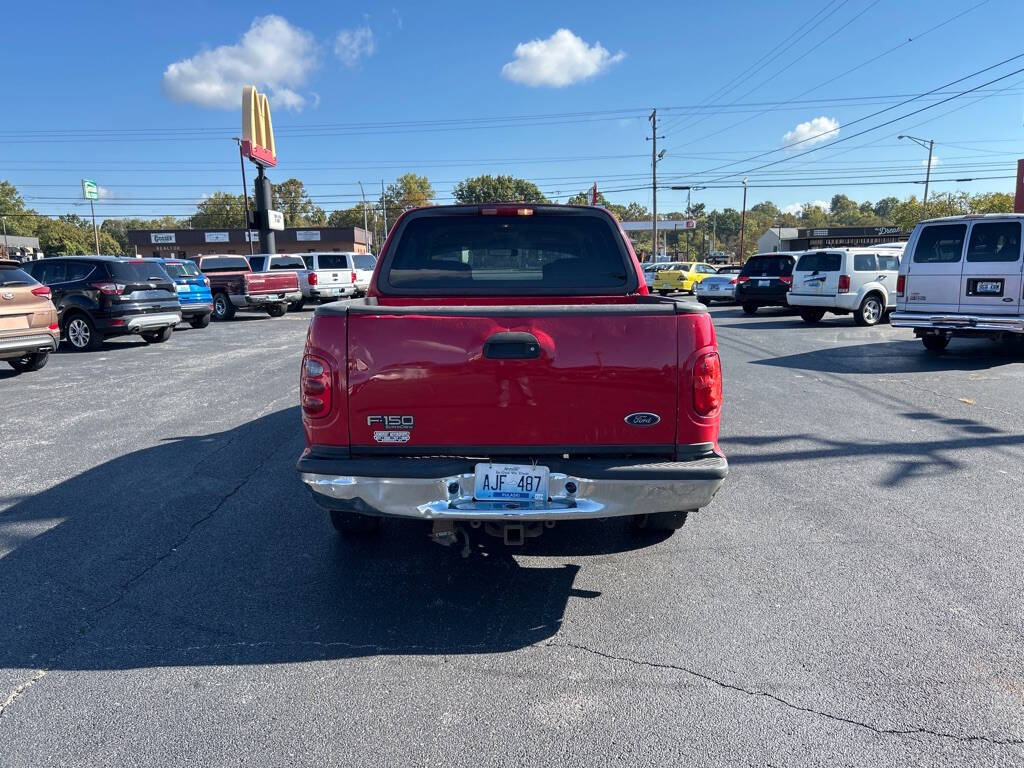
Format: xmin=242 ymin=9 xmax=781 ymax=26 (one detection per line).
xmin=752 ymin=338 xmax=1024 ymax=374
xmin=0 ymin=406 xmax=660 ymax=673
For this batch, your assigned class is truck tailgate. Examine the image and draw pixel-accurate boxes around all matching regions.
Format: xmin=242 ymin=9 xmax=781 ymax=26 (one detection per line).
xmin=246 ymin=272 xmax=298 ymax=294
xmin=346 ymin=306 xmax=678 ymax=452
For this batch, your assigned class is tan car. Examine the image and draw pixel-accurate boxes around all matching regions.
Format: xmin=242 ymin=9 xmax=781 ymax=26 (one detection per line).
xmin=0 ymin=259 xmax=59 ymax=373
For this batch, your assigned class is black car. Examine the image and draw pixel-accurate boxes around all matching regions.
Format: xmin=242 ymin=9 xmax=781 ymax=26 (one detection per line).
xmin=23 ymin=256 xmax=182 ymax=351
xmin=735 ymin=253 xmax=798 ymax=314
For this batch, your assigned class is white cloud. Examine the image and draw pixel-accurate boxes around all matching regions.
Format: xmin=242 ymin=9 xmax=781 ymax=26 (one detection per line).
xmin=782 ymin=116 xmax=840 ymax=148
xmin=335 ymin=26 xmax=375 ymax=67
xmin=97 ymin=186 xmax=114 ymax=200
xmin=923 ymin=155 xmax=940 ymax=168
xmin=781 ymin=201 xmax=829 ymax=215
xmin=392 ymin=8 xmax=403 ymax=30
xmin=501 ymin=29 xmax=625 ymax=87
xmin=162 ymin=15 xmax=317 ymax=111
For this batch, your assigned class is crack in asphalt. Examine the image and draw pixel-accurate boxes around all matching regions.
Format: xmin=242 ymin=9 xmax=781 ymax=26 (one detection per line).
xmin=546 ymin=641 xmax=1024 ymax=748
xmin=0 ymin=671 xmax=47 ymax=720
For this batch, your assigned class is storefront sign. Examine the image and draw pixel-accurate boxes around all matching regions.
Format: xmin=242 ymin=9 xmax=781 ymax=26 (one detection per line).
xmin=204 ymin=232 xmax=229 ymax=243
xmin=296 ymin=230 xmax=321 ymax=242
xmin=150 ymin=233 xmax=176 ymax=244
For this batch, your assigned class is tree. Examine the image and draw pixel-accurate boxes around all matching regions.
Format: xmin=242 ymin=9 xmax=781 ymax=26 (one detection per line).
xmin=873 ymin=197 xmax=900 ymax=221
xmin=0 ymin=180 xmax=39 ymax=236
xmin=328 ymin=205 xmax=373 ymax=229
xmin=191 ymin=191 xmax=247 ymax=230
xmin=272 ymin=178 xmax=326 ymax=227
xmin=36 ymin=217 xmax=91 ymax=256
xmin=381 ymin=173 xmax=434 ymax=226
xmin=452 ymin=175 xmax=547 ymax=204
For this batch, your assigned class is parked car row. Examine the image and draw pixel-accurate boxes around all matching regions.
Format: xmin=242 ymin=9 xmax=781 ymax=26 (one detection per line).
xmin=1 ymin=251 xmax=377 ymax=374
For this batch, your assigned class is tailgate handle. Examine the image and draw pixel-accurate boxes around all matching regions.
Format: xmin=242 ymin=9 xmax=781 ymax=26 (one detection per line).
xmin=483 ymin=332 xmax=541 ymax=360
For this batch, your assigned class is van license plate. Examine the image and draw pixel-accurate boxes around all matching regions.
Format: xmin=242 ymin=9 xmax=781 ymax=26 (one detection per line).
xmin=474 ymin=463 xmax=549 ymax=502
xmin=977 ymin=281 xmax=1001 ymax=294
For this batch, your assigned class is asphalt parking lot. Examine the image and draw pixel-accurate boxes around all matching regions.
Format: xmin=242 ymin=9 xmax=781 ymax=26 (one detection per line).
xmin=1 ymin=306 xmax=1022 ymax=767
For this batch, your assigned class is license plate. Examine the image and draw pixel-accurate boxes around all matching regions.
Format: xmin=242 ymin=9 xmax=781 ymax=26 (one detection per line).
xmin=758 ymin=280 xmax=770 ymax=287
xmin=474 ymin=463 xmax=549 ymax=502
xmin=977 ymin=281 xmax=1001 ymax=294
xmin=175 ymin=284 xmax=187 ymax=293
xmin=323 ymin=288 xmax=339 ymax=296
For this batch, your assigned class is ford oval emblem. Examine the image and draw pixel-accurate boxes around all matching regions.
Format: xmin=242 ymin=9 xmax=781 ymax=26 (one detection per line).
xmin=624 ymin=412 xmax=661 ymax=427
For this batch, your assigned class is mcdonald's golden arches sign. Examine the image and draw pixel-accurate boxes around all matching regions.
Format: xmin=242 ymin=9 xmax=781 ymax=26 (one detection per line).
xmin=241 ymin=85 xmax=277 ymax=167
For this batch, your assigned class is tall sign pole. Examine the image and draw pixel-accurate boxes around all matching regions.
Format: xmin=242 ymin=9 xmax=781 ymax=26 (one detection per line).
xmin=82 ymin=179 xmax=100 ymax=255
xmin=240 ymin=86 xmax=280 ymax=255
xmin=739 ymin=177 xmax=749 ymax=262
xmin=1016 ymin=159 xmax=1024 ymax=214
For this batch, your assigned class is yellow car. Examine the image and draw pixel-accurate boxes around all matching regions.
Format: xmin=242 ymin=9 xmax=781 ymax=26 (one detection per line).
xmin=652 ymin=262 xmax=719 ymax=295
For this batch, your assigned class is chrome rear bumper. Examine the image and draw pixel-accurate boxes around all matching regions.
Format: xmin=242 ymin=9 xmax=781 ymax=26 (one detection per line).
xmin=890 ymin=312 xmax=1024 ymax=333
xmin=300 ymin=455 xmax=727 ymax=521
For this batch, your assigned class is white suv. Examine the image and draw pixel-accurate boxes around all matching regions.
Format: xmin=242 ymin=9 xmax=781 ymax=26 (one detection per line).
xmin=890 ymin=214 xmax=1023 ymax=352
xmin=788 ymin=245 xmax=904 ymax=326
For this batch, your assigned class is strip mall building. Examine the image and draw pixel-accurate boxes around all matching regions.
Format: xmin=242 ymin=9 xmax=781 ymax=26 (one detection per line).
xmin=126 ymin=227 xmax=373 ymax=259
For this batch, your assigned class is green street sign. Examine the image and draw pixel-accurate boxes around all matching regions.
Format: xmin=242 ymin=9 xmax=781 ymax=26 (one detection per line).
xmin=82 ymin=179 xmax=99 ymax=200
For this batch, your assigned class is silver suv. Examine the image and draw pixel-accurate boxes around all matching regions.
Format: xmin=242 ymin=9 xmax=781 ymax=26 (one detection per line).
xmin=788 ymin=244 xmax=904 ymax=326
xmin=890 ymin=214 xmax=1023 ymax=352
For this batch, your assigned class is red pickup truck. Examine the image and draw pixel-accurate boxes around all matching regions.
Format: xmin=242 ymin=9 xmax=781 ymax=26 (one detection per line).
xmin=297 ymin=204 xmax=727 ymax=546
xmin=191 ymin=255 xmax=301 ymax=320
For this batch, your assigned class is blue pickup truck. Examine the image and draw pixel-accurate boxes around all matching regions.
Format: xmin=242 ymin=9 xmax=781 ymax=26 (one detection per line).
xmin=156 ymin=259 xmax=213 ymax=328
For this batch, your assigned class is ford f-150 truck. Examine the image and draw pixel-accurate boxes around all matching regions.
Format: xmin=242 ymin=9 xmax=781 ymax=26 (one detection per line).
xmin=191 ymin=255 xmax=301 ymax=320
xmin=297 ymin=204 xmax=727 ymax=547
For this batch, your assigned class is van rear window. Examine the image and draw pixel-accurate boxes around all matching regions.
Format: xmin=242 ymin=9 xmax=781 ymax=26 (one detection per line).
xmin=380 ymin=212 xmax=632 ymax=295
xmin=741 ymin=256 xmax=793 ymax=276
xmin=913 ymin=224 xmax=966 ymax=264
xmin=965 ymin=221 xmax=1022 ymax=263
xmin=796 ymin=252 xmax=841 ymax=272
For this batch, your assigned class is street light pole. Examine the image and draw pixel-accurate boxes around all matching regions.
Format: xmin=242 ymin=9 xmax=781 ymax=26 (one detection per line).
xmin=233 ymin=137 xmax=254 ymax=255
xmin=357 ymin=181 xmax=370 ymax=254
xmin=899 ymin=135 xmax=935 ymax=217
xmin=647 ymin=109 xmax=665 ymax=262
xmin=739 ymin=177 xmax=749 ymax=262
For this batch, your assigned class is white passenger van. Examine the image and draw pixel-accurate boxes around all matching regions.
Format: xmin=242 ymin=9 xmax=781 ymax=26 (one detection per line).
xmin=787 ymin=244 xmax=905 ymax=326
xmin=890 ymin=215 xmax=1023 ymax=351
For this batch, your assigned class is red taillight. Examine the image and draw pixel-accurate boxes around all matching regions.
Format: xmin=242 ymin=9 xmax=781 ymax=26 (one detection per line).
xmin=838 ymin=274 xmax=851 ymax=293
xmin=31 ymin=285 xmax=51 ymax=297
xmin=896 ymin=275 xmax=906 ymax=297
xmin=779 ymin=275 xmax=792 ymax=286
xmin=301 ymin=355 xmax=332 ymax=418
xmin=729 ymin=278 xmax=737 ymax=285
xmin=91 ymin=281 xmax=126 ymax=295
xmin=350 ymin=271 xmax=357 ymax=283
xmin=693 ymin=352 xmax=723 ymax=417
xmin=48 ymin=323 xmax=58 ymax=331
xmin=308 ymin=272 xmax=318 ymax=286
xmin=737 ymin=275 xmax=750 ymax=283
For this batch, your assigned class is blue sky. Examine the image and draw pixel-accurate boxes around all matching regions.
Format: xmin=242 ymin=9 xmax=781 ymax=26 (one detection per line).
xmin=4 ymin=0 xmax=1024 ymax=222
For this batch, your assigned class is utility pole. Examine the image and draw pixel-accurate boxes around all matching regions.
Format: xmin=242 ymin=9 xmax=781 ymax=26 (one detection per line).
xmin=739 ymin=177 xmax=749 ymax=262
xmin=357 ymin=181 xmax=370 ymax=253
xmin=647 ymin=109 xmax=664 ymax=261
xmin=899 ymin=135 xmax=935 ymax=217
xmin=381 ymin=179 xmax=388 ymax=243
xmin=233 ymin=137 xmax=254 ymax=255
xmin=2 ymin=216 xmax=7 ymax=253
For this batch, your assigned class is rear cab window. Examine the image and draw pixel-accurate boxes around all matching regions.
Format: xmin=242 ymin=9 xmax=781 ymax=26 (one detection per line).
xmin=378 ymin=209 xmax=636 ymax=296
xmin=913 ymin=224 xmax=967 ymax=263
xmin=796 ymin=252 xmax=842 ymax=272
xmin=200 ymin=256 xmax=250 ymax=272
xmin=965 ymin=221 xmax=1022 ymax=263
